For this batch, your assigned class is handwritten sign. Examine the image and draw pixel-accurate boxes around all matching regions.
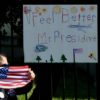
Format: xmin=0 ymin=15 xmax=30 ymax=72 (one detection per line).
xmin=23 ymin=5 xmax=98 ymax=63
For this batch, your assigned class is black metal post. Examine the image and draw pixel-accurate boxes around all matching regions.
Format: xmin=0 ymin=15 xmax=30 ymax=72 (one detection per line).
xmin=50 ymin=66 xmax=53 ymax=100
xmin=87 ymin=63 xmax=90 ymax=100
xmin=11 ymin=7 xmax=14 ymax=65
xmin=62 ymin=65 xmax=66 ymax=100
xmin=73 ymin=50 xmax=77 ymax=100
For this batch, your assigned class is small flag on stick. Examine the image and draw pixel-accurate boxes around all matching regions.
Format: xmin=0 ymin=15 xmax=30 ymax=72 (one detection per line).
xmin=73 ymin=48 xmax=83 ymax=63
xmin=73 ymin=48 xmax=83 ymax=54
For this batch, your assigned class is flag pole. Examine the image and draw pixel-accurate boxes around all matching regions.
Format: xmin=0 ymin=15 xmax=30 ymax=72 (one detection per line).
xmin=73 ymin=49 xmax=76 ymax=63
xmin=73 ymin=49 xmax=77 ymax=100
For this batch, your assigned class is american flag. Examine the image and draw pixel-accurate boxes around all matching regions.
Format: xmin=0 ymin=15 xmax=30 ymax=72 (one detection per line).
xmin=0 ymin=65 xmax=34 ymax=89
xmin=73 ymin=48 xmax=83 ymax=54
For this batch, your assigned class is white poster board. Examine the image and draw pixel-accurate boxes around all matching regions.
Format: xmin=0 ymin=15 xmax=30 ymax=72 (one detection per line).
xmin=23 ymin=5 xmax=98 ymax=63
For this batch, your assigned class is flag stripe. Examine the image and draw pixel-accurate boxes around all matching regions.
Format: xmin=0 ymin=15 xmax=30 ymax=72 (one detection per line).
xmin=1 ymin=78 xmax=30 ymax=80
xmin=0 ymin=81 xmax=30 ymax=85
xmin=0 ymin=79 xmax=29 ymax=82
xmin=8 ymin=66 xmax=29 ymax=69
xmin=9 ymin=69 xmax=29 ymax=72
xmin=7 ymin=72 xmax=28 ymax=76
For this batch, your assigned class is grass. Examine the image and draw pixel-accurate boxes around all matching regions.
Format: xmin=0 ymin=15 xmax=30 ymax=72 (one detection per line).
xmin=52 ymin=67 xmax=96 ymax=100
xmin=16 ymin=67 xmax=96 ymax=100
xmin=52 ymin=98 xmax=96 ymax=100
xmin=17 ymin=82 xmax=36 ymax=100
